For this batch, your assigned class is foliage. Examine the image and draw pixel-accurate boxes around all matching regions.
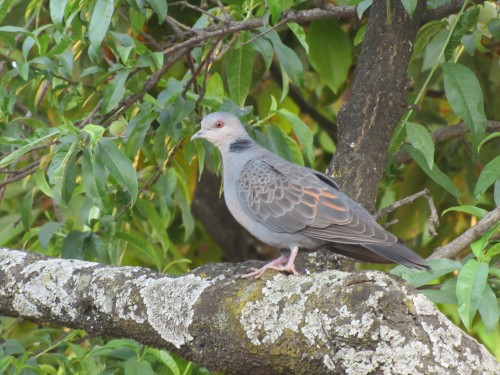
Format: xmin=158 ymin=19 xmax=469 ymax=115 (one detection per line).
xmin=0 ymin=0 xmax=498 ymax=370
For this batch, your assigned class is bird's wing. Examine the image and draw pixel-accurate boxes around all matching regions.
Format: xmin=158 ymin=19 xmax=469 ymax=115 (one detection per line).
xmin=236 ymin=155 xmax=396 ymax=244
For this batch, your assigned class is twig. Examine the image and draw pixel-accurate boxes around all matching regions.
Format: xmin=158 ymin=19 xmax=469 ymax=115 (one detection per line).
xmin=213 ymin=0 xmax=231 ymax=21
xmin=0 ymin=165 xmax=39 ymax=188
xmin=76 ymin=99 xmax=104 ymax=128
xmin=374 ymin=188 xmax=439 ymax=236
xmin=393 ymin=121 xmax=500 ymax=165
xmin=182 ymin=36 xmax=224 ymax=98
xmin=0 ymin=159 xmax=41 ymax=174
xmin=428 ymin=207 xmax=500 ymax=260
xmin=100 ymin=48 xmax=189 ymax=126
xmin=423 ymin=0 xmax=485 ymax=23
xmin=113 ymin=139 xmax=187 ymax=220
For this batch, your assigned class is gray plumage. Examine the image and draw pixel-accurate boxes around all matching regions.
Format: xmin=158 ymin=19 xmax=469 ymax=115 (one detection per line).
xmin=191 ymin=112 xmax=429 ymax=277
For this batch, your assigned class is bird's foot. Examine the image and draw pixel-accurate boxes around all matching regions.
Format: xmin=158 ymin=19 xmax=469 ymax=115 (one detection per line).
xmin=240 ymin=254 xmax=300 ymax=278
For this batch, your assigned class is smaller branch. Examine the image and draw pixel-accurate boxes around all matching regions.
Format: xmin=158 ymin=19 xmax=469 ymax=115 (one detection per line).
xmin=0 ymin=164 xmax=39 ymax=188
xmin=76 ymin=99 xmax=104 ymax=128
xmin=0 ymin=159 xmax=41 ymax=174
xmin=375 ymin=188 xmax=439 ymax=236
xmin=428 ymin=207 xmax=500 ymax=260
xmin=423 ymin=0 xmax=485 ymax=23
xmin=100 ymin=48 xmax=189 ymax=126
xmin=213 ymin=0 xmax=231 ymax=21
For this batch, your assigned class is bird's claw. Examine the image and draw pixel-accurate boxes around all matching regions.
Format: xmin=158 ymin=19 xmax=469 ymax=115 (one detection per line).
xmin=240 ymin=264 xmax=300 ymax=279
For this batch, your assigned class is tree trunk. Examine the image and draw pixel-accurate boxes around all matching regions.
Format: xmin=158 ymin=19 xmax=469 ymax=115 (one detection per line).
xmin=329 ymin=0 xmax=426 ymax=211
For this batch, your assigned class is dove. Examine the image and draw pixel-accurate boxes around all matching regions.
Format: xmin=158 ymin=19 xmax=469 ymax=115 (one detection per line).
xmin=191 ymin=112 xmax=430 ymax=278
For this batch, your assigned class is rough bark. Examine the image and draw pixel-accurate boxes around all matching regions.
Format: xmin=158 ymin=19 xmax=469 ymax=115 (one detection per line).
xmin=329 ymin=0 xmax=426 ymax=211
xmin=1 ymin=248 xmax=498 ymax=374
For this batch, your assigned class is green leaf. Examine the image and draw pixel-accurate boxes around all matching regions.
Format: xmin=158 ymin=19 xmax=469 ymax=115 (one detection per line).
xmin=356 ymin=0 xmax=372 ymax=18
xmin=399 ymin=0 xmax=418 ymax=17
xmin=478 ymin=285 xmax=500 ymax=334
xmin=174 ymin=170 xmax=195 ymax=241
xmin=268 ymin=0 xmax=284 ymax=24
xmin=81 ymin=150 xmax=105 ymax=209
xmin=406 ymin=122 xmax=434 ymax=169
xmin=21 ymin=190 xmax=33 ymax=230
xmin=392 ymin=258 xmax=462 ymax=288
xmin=226 ymin=38 xmax=253 ymax=107
xmin=287 ymin=23 xmax=309 ymax=53
xmin=442 ymin=63 xmax=487 ymax=139
xmin=456 ymin=259 xmax=489 ymax=330
xmin=354 ymin=24 xmax=366 ymax=46
xmin=103 ymin=70 xmax=129 ymax=113
xmin=474 ymin=156 xmax=500 ymax=200
xmin=126 ymin=113 xmax=155 ymax=158
xmin=0 ymin=131 xmax=60 ymax=168
xmin=276 ymin=109 xmax=314 ymax=166
xmin=49 ymin=0 xmax=67 ymax=25
xmin=470 ymin=227 xmax=496 ymax=259
xmin=264 ymin=124 xmax=303 ymax=164
xmin=124 ymin=358 xmax=154 ymax=375
xmin=144 ymin=349 xmax=180 ymax=375
xmin=88 ymin=0 xmax=115 ymax=61
xmin=445 ymin=8 xmax=479 ymax=61
xmin=135 ymin=199 xmax=172 ymax=256
xmin=81 ymin=124 xmax=105 ymax=146
xmin=442 ymin=205 xmax=487 ymax=218
xmin=478 ymin=132 xmax=500 ymax=152
xmin=145 ymin=0 xmax=167 ymax=24
xmin=411 ymin=21 xmax=445 ymax=61
xmin=96 ymin=138 xmax=138 ymax=204
xmin=266 ymin=30 xmax=303 ymax=87
xmin=495 ymin=179 xmax=500 ymax=207
xmin=61 ymin=144 xmax=79 ymax=204
xmin=420 ymin=289 xmax=458 ymax=305
xmin=39 ymin=221 xmax=65 ymax=249
xmin=35 ymin=169 xmax=53 ymax=198
xmin=307 ymin=20 xmax=351 ymax=94
xmin=0 ymin=0 xmax=15 ymax=24
xmin=404 ymin=145 xmax=460 ymax=200
xmin=115 ymin=231 xmax=162 ymax=271
xmin=253 ymin=37 xmax=273 ymax=70
xmin=62 ymin=231 xmax=91 ymax=259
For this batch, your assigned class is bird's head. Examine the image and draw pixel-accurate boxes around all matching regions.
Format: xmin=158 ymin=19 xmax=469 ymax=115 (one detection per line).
xmin=191 ymin=112 xmax=251 ymax=150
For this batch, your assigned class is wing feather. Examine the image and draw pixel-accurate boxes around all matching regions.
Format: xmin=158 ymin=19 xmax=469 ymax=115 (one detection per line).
xmin=237 ymin=154 xmax=396 ymax=246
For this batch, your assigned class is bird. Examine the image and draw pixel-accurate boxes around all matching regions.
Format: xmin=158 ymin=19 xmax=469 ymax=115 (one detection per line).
xmin=191 ymin=112 xmax=430 ymax=278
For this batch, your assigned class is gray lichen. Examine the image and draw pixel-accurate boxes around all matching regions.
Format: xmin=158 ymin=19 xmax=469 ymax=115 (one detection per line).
xmin=141 ymin=275 xmax=211 ymax=348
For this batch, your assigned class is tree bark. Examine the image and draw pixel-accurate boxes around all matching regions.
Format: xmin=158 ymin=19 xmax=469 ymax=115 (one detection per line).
xmin=329 ymin=0 xmax=426 ymax=211
xmin=1 ymin=248 xmax=498 ymax=374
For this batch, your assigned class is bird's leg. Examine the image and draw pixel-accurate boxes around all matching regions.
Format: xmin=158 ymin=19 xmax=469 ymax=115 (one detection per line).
xmin=240 ymin=247 xmax=300 ymax=278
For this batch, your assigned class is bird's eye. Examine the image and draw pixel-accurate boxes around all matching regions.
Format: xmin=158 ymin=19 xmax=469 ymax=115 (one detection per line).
xmin=215 ymin=121 xmax=224 ymax=128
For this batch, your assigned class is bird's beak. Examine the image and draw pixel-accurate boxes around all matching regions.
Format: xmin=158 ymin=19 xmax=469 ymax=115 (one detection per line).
xmin=191 ymin=129 xmax=204 ymax=141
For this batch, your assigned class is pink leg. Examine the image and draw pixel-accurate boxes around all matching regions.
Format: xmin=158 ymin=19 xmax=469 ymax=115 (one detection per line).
xmin=240 ymin=246 xmax=300 ymax=279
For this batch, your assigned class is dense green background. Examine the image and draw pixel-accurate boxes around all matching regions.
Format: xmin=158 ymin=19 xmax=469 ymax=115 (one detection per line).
xmin=0 ymin=0 xmax=498 ymax=372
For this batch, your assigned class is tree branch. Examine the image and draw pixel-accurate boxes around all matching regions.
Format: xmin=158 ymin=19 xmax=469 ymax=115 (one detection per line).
xmin=375 ymin=188 xmax=439 ymax=236
xmin=428 ymin=207 xmax=500 ymax=260
xmin=1 ymin=248 xmax=498 ymax=374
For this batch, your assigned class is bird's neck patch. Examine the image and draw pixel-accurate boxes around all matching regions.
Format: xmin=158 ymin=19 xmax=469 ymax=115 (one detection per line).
xmin=229 ymin=138 xmax=252 ymax=153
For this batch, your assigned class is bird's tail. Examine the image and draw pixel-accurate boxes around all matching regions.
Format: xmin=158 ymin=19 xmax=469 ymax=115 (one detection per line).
xmin=363 ymin=242 xmax=430 ymax=270
xmin=328 ymin=242 xmax=430 ymax=270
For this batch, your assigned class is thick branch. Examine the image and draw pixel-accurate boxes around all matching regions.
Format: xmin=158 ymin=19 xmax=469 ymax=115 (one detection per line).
xmin=1 ymin=248 xmax=498 ymax=374
xmin=428 ymin=207 xmax=500 ymax=260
